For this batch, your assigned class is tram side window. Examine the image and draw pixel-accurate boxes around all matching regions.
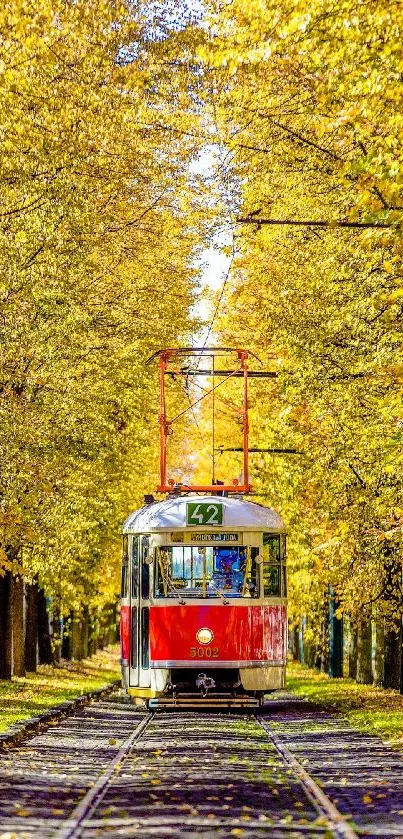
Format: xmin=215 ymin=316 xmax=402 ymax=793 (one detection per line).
xmin=248 ymin=548 xmax=260 ymax=597
xmin=262 ymin=533 xmax=281 ymax=596
xmin=132 ymin=536 xmax=139 ymax=598
xmin=121 ymin=536 xmax=129 ymax=599
xmin=141 ymin=536 xmax=150 ymax=599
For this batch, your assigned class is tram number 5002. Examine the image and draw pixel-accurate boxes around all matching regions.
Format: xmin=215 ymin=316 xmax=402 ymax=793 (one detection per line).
xmin=186 ymin=502 xmax=223 ymax=526
xmin=190 ymin=647 xmax=219 ymax=658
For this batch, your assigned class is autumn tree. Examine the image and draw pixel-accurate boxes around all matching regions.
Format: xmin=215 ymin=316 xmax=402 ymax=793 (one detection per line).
xmin=0 ymin=0 xmax=205 ymax=674
xmin=198 ymin=0 xmax=403 ymax=686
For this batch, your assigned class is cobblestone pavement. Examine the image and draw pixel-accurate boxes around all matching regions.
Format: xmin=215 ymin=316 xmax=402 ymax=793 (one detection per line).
xmin=0 ymin=695 xmax=402 ymax=838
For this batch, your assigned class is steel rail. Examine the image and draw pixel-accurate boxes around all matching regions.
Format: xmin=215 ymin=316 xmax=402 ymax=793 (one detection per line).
xmin=56 ymin=711 xmax=154 ymax=839
xmin=256 ymin=714 xmax=359 ymax=839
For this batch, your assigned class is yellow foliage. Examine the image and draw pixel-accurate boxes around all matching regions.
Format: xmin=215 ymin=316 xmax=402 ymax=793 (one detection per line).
xmin=0 ymin=0 xmax=205 ymax=612
xmin=197 ymin=0 xmax=403 ymax=636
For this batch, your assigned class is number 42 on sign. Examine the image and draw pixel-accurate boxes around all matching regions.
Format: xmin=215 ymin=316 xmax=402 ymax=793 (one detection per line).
xmin=186 ymin=502 xmax=223 ymax=526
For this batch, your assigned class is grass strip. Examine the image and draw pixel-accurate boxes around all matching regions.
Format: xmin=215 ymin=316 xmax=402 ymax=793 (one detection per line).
xmin=0 ymin=646 xmax=121 ymax=733
xmin=287 ymin=661 xmax=403 ymax=747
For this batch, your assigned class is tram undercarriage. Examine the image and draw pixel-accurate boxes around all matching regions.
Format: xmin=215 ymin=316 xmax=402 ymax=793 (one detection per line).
xmin=127 ymin=664 xmax=286 ymax=709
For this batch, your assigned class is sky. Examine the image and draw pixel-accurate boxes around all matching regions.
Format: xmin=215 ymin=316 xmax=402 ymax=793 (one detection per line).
xmin=190 ymin=147 xmax=233 ymax=343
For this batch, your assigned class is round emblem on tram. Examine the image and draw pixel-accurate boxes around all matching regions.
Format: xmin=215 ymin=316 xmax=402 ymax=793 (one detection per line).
xmin=196 ymin=627 xmax=214 ymax=645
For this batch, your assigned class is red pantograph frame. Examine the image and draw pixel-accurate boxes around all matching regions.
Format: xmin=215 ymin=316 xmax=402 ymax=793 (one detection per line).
xmin=146 ymin=348 xmax=253 ymax=494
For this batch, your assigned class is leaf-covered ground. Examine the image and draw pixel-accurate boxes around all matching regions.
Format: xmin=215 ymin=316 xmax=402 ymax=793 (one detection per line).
xmin=287 ymin=661 xmax=403 ymax=748
xmin=0 ymin=646 xmax=120 ymax=733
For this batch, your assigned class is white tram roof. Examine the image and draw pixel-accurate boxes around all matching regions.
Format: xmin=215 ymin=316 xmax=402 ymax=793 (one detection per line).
xmin=123 ymin=495 xmax=285 ymax=534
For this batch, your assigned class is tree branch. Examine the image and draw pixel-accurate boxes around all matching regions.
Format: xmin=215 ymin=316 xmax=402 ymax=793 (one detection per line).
xmin=237 ymin=216 xmax=394 ymax=229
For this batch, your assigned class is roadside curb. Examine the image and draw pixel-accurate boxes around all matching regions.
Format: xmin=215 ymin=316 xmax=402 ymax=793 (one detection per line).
xmin=0 ymin=678 xmax=121 ymax=751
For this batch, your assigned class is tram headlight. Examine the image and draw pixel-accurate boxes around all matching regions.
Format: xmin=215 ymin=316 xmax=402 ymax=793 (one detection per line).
xmin=196 ymin=627 xmax=214 ymax=645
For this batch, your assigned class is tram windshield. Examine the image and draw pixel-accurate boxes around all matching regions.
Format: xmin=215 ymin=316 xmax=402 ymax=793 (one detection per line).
xmin=155 ymin=546 xmax=258 ymax=598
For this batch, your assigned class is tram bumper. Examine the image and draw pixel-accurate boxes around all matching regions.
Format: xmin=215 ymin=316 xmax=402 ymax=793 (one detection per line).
xmin=148 ymin=694 xmax=259 ymax=709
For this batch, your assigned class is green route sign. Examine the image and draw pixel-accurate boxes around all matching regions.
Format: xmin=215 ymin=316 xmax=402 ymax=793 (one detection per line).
xmin=186 ymin=502 xmax=224 ymax=527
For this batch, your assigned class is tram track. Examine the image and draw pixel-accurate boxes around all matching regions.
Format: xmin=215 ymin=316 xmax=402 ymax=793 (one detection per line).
xmin=0 ymin=694 xmax=402 ymax=838
xmin=53 ymin=705 xmax=359 ymax=839
xmin=55 ymin=711 xmax=154 ymax=839
xmin=256 ymin=713 xmax=359 ymax=839
xmin=50 ymin=701 xmax=360 ymax=839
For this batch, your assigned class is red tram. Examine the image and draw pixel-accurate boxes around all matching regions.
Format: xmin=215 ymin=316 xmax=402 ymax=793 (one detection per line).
xmin=120 ymin=348 xmax=287 ymax=707
xmin=121 ymin=495 xmax=287 ymax=707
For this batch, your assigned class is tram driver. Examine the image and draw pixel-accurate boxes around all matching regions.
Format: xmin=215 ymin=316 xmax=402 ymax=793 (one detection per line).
xmin=208 ymin=548 xmax=245 ymax=593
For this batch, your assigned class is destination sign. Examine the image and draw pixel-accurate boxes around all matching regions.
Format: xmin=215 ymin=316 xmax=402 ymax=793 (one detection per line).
xmin=190 ymin=533 xmax=238 ymax=543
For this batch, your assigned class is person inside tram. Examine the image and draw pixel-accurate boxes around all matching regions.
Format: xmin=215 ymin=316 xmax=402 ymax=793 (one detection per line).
xmin=208 ymin=548 xmax=245 ymax=593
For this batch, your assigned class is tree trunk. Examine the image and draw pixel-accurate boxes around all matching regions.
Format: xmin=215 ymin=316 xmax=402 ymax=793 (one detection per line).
xmin=61 ymin=613 xmax=72 ymax=660
xmin=88 ymin=610 xmax=95 ymax=657
xmin=81 ymin=607 xmax=89 ymax=660
xmin=356 ymin=619 xmax=372 ymax=684
xmin=348 ymin=623 xmax=358 ymax=679
xmin=320 ymin=617 xmax=329 ymax=673
xmin=11 ymin=575 xmax=25 ymax=676
xmin=0 ymin=571 xmax=12 ymax=679
xmin=72 ymin=613 xmax=82 ymax=661
xmin=384 ymin=623 xmax=402 ymax=690
xmin=373 ymin=618 xmax=385 ymax=687
xmin=38 ymin=589 xmax=53 ymax=664
xmin=25 ymin=582 xmax=38 ymax=671
xmin=52 ymin=607 xmax=61 ymax=663
xmin=298 ymin=617 xmax=305 ymax=663
xmin=304 ymin=619 xmax=315 ymax=669
xmin=289 ymin=627 xmax=299 ymax=661
xmin=92 ymin=613 xmax=100 ymax=653
xmin=329 ymin=588 xmax=343 ymax=677
xmin=401 ymin=617 xmax=403 ymax=695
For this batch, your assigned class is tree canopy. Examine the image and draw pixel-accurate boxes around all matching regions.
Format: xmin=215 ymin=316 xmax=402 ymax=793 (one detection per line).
xmin=0 ymin=0 xmax=204 ymax=613
xmin=1 ymin=0 xmax=402 ymax=670
xmin=196 ymin=0 xmax=403 ymax=640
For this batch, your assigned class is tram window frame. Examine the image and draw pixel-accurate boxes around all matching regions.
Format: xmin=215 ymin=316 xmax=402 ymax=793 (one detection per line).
xmin=141 ymin=536 xmax=150 ymax=600
xmin=262 ymin=533 xmax=281 ymax=597
xmin=121 ymin=536 xmax=129 ymax=599
xmin=131 ymin=536 xmax=139 ymax=599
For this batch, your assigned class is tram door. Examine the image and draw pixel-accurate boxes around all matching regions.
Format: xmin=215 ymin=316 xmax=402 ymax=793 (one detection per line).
xmin=130 ymin=535 xmax=151 ymax=688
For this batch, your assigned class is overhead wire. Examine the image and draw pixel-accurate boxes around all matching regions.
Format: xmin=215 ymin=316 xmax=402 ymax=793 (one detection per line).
xmin=174 ymin=374 xmax=214 ymax=463
xmin=190 ymin=226 xmax=237 ymax=478
xmin=187 ymin=135 xmax=239 ymax=476
xmin=198 ymin=241 xmax=236 ymax=353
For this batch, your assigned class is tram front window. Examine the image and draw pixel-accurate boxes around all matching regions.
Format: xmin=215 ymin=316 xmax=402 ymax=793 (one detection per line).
xmin=155 ymin=546 xmax=258 ymax=598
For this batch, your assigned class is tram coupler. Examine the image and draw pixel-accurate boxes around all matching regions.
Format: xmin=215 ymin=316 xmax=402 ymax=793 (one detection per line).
xmin=164 ymin=680 xmax=177 ymax=697
xmin=196 ymin=673 xmax=216 ymax=697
